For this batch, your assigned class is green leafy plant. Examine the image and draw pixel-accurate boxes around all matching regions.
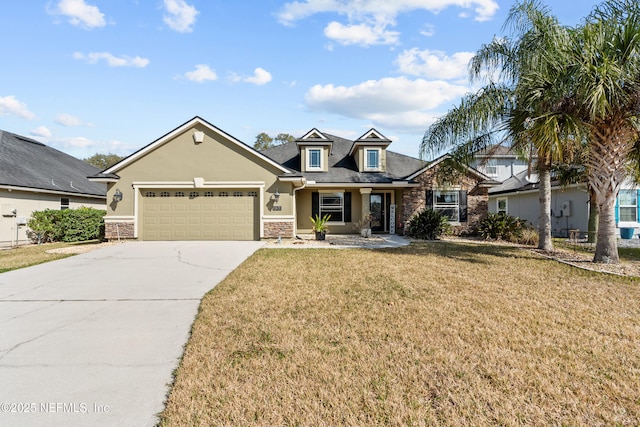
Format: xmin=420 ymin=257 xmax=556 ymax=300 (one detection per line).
xmin=478 ymin=212 xmax=528 ymax=243
xmin=28 ymin=207 xmax=106 ymax=243
xmin=310 ymin=214 xmax=331 ymax=233
xmin=405 ymin=209 xmax=450 ymax=240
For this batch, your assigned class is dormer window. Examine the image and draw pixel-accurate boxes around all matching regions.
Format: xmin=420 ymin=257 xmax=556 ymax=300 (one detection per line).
xmin=365 ymin=149 xmax=381 ymax=171
xmin=307 ymin=148 xmax=322 ymax=171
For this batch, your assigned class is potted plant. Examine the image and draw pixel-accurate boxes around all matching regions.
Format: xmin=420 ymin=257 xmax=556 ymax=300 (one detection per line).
xmin=310 ymin=214 xmax=331 ymax=240
xmin=353 ymin=214 xmax=372 ymax=238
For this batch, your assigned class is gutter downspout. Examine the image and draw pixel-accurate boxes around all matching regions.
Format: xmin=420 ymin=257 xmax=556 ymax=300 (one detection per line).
xmin=291 ymin=178 xmax=307 ymax=237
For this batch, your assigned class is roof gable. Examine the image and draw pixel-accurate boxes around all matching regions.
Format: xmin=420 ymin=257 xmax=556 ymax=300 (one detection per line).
xmin=406 ymin=154 xmax=498 ymax=185
xmin=102 ymin=116 xmax=291 ymax=175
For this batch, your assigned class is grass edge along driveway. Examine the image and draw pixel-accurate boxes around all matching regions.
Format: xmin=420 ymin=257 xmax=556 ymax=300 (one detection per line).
xmin=160 ymin=240 xmax=639 ymax=426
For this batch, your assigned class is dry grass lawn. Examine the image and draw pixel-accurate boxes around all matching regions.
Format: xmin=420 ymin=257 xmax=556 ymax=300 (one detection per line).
xmin=159 ymin=241 xmax=640 ymax=426
xmin=0 ymin=242 xmax=75 ymax=272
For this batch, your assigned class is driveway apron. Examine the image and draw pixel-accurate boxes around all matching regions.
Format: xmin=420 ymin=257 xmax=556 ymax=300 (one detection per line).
xmin=0 ymin=241 xmax=264 ymax=427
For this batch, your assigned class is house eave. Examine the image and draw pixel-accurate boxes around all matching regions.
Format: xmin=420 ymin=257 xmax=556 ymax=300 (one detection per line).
xmin=0 ymin=184 xmax=106 ymax=199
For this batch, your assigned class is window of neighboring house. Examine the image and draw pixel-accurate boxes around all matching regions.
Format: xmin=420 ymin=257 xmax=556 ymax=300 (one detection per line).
xmin=618 ymin=189 xmax=637 ymax=222
xmin=497 ymin=197 xmax=508 ymax=215
xmin=307 ymin=148 xmax=322 ymax=170
xmin=485 ymin=160 xmax=498 ymax=178
xmin=320 ymin=192 xmax=344 ymax=222
xmin=365 ymin=149 xmax=380 ymax=171
xmin=60 ymin=197 xmax=70 ymax=210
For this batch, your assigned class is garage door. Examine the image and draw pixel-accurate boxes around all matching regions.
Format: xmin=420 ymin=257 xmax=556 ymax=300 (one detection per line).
xmin=142 ymin=190 xmax=258 ymax=241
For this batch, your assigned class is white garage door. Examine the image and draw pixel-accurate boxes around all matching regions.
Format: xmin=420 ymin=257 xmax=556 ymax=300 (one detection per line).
xmin=142 ymin=190 xmax=258 ymax=241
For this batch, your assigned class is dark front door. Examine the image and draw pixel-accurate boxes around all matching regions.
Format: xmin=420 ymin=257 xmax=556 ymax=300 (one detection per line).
xmin=370 ymin=193 xmax=385 ymax=232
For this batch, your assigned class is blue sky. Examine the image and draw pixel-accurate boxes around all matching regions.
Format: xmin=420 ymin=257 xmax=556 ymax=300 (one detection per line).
xmin=0 ymin=0 xmax=602 ymax=161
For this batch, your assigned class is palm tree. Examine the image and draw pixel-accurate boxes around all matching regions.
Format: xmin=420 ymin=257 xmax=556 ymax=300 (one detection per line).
xmin=421 ymin=0 xmax=575 ymax=251
xmin=562 ymin=0 xmax=640 ymax=263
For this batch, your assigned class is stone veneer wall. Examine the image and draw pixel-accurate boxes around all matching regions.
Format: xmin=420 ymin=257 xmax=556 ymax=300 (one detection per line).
xmin=400 ymin=166 xmax=489 ymax=236
xmin=263 ymin=221 xmax=294 ymax=238
xmin=105 ymin=222 xmax=135 ymax=240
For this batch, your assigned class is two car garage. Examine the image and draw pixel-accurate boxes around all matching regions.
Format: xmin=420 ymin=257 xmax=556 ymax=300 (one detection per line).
xmin=141 ymin=189 xmax=258 ymax=241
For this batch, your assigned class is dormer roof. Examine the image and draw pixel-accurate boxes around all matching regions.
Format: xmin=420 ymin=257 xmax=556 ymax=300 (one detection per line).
xmin=348 ymin=128 xmax=391 ymax=156
xmin=295 ymin=128 xmax=333 ymax=153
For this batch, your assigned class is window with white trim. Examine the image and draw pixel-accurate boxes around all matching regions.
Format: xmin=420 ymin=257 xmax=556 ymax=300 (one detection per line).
xmin=365 ymin=149 xmax=380 ymax=171
xmin=619 ymin=190 xmax=637 ymax=222
xmin=433 ymin=190 xmax=460 ymax=222
xmin=497 ymin=197 xmax=507 ymax=215
xmin=60 ymin=197 xmax=70 ymax=210
xmin=484 ymin=160 xmax=498 ymax=178
xmin=320 ymin=192 xmax=344 ymax=222
xmin=307 ymin=148 xmax=322 ymax=170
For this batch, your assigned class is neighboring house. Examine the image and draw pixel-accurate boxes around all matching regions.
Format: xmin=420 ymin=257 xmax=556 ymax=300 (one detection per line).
xmin=89 ymin=116 xmax=498 ymax=241
xmin=489 ymin=169 xmax=640 ymax=237
xmin=471 ymin=145 xmax=533 ymax=182
xmin=0 ymin=130 xmax=106 ymax=247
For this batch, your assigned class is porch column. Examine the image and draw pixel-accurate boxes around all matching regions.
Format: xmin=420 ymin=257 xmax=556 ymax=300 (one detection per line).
xmin=360 ymin=187 xmax=372 ymax=220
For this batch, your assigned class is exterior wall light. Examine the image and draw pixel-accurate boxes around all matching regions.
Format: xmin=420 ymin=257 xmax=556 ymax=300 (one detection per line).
xmin=113 ymin=188 xmax=123 ymax=203
xmin=274 ymin=189 xmax=280 ymax=202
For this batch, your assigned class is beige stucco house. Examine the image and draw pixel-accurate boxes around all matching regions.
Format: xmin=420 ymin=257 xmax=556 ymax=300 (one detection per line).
xmin=90 ymin=117 xmax=496 ymax=241
xmin=0 ymin=130 xmax=106 ymax=246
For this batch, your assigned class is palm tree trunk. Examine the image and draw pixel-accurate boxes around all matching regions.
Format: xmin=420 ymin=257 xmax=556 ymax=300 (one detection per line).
xmin=587 ymin=187 xmax=598 ymax=244
xmin=538 ymin=161 xmax=553 ymax=251
xmin=594 ymin=194 xmax=619 ymax=263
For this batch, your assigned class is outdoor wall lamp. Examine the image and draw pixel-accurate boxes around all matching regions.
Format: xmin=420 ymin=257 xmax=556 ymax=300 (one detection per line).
xmin=113 ymin=188 xmax=123 ymax=203
xmin=273 ymin=189 xmax=280 ymax=202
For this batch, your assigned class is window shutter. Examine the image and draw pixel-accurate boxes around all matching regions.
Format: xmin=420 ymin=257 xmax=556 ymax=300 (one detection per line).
xmin=637 ymin=190 xmax=640 ymax=222
xmin=344 ymin=192 xmax=352 ymax=222
xmin=459 ymin=190 xmax=468 ymax=222
xmin=425 ymin=190 xmax=433 ymax=209
xmin=312 ymin=192 xmax=319 ymax=217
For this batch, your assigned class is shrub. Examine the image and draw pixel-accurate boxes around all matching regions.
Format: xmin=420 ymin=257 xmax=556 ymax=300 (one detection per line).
xmin=27 ymin=209 xmax=64 ymax=243
xmin=478 ymin=212 xmax=529 ymax=242
xmin=405 ymin=209 xmax=451 ymax=240
xmin=28 ymin=207 xmax=106 ymax=243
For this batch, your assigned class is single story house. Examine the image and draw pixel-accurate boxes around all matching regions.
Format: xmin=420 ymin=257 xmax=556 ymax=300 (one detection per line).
xmin=89 ymin=117 xmax=497 ymax=241
xmin=0 ymin=130 xmax=106 ymax=247
xmin=489 ymin=169 xmax=640 ymax=237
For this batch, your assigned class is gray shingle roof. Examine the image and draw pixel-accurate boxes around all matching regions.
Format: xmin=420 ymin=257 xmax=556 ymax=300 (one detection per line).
xmin=0 ymin=130 xmax=106 ymax=197
xmin=261 ymin=132 xmax=427 ymax=183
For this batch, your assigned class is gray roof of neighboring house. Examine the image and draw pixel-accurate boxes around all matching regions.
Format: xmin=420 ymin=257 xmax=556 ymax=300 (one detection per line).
xmin=0 ymin=130 xmax=106 ymax=197
xmin=489 ymin=169 xmax=540 ymax=194
xmin=261 ymin=133 xmax=428 ymax=183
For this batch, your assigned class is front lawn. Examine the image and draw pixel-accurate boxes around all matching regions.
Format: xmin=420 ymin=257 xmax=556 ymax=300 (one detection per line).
xmin=160 ymin=241 xmax=640 ymax=426
xmin=0 ymin=241 xmax=102 ymax=273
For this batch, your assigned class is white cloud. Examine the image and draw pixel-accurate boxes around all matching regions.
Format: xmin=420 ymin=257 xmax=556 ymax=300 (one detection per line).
xmin=30 ymin=126 xmax=52 ymax=138
xmin=244 ymin=68 xmax=272 ymax=85
xmin=277 ymin=0 xmax=498 ymax=46
xmin=184 ymin=64 xmax=218 ymax=83
xmin=420 ymin=24 xmax=435 ymax=37
xmin=73 ymin=51 xmax=150 ymax=68
xmin=304 ymin=77 xmax=469 ymax=131
xmin=55 ymin=113 xmax=93 ymax=127
xmin=324 ymin=21 xmax=399 ymax=46
xmin=396 ymin=48 xmax=474 ymax=80
xmin=0 ymin=96 xmax=36 ymax=120
xmin=163 ymin=0 xmax=199 ymax=33
xmin=49 ymin=0 xmax=106 ymax=29
xmin=278 ymin=0 xmax=499 ymax=25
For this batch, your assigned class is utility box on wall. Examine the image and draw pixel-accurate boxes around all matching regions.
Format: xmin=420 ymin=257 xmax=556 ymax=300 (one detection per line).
xmin=560 ymin=201 xmax=571 ymax=217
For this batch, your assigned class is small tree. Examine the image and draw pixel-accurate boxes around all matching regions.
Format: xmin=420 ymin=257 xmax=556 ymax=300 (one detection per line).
xmin=84 ymin=153 xmax=123 ymax=170
xmin=254 ymin=132 xmax=295 ymax=150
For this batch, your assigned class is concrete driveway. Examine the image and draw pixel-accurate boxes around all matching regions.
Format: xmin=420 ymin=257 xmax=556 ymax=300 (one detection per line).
xmin=0 ymin=241 xmax=264 ymax=427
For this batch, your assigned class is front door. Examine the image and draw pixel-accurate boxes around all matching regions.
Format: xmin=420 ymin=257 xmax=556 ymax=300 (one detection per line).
xmin=370 ymin=193 xmax=386 ymax=232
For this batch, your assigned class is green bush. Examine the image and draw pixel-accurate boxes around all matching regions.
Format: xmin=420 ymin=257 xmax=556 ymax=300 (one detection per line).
xmin=478 ymin=212 xmax=529 ymax=242
xmin=28 ymin=207 xmax=106 ymax=243
xmin=405 ymin=209 xmax=451 ymax=240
